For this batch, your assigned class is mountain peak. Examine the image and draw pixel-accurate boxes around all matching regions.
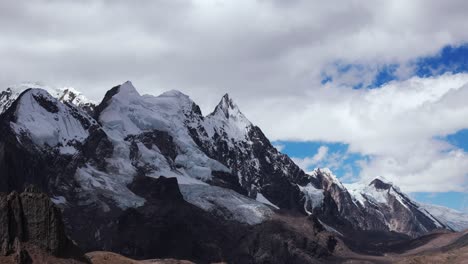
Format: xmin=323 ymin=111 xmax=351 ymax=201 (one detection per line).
xmin=369 ymin=176 xmax=393 ymax=190
xmin=118 ymin=81 xmax=140 ymax=96
xmin=160 ymin=89 xmax=190 ymax=98
xmin=1 ymin=82 xmax=95 ymax=115
xmin=211 ymin=93 xmax=248 ymax=121
xmin=218 ymin=93 xmax=236 ymax=111
xmin=202 ymin=93 xmax=252 ymax=142
xmin=310 ymin=168 xmax=345 ymax=189
xmin=221 ymin=92 xmax=231 ymax=101
xmin=93 ymin=81 xmax=139 ymax=118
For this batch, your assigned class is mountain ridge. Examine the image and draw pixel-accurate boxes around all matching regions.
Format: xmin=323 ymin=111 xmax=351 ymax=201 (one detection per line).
xmin=0 ymin=81 xmax=464 ymax=263
xmin=0 ymin=82 xmax=96 ymax=115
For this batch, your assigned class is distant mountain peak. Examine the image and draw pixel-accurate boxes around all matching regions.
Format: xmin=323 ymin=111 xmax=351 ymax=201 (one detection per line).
xmin=202 ymin=93 xmax=253 ymax=143
xmin=221 ymin=93 xmax=233 ymax=104
xmin=369 ymin=177 xmax=393 ymax=190
xmin=212 ymin=93 xmax=244 ymax=119
xmin=117 ymin=80 xmax=140 ymax=96
xmin=0 ymin=82 xmax=96 ymax=115
xmin=160 ymin=89 xmax=190 ymax=98
xmin=309 ymin=168 xmax=345 ymax=189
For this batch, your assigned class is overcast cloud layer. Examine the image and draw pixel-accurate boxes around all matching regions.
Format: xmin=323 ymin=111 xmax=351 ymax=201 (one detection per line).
xmin=1 ymin=0 xmax=468 ymax=193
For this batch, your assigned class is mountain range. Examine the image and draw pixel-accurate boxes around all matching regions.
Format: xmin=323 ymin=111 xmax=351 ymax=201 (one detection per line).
xmin=0 ymin=81 xmax=466 ymax=263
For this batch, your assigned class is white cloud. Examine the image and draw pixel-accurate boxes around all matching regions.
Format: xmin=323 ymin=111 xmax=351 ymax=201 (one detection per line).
xmin=273 ymin=143 xmax=285 ymax=152
xmin=254 ymin=73 xmax=468 ymax=192
xmin=313 ymin=146 xmax=329 ymax=163
xmin=291 ymin=146 xmax=359 ymax=183
xmin=292 ymin=146 xmax=329 ymax=170
xmin=360 ymin=149 xmax=468 ymax=192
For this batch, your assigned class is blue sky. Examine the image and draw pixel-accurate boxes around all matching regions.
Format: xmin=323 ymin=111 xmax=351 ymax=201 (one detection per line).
xmin=275 ymin=44 xmax=468 ymax=212
xmin=322 ymin=44 xmax=468 ymax=89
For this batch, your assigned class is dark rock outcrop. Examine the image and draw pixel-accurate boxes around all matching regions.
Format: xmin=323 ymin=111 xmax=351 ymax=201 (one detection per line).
xmin=128 ymin=176 xmax=183 ymax=201
xmin=93 ymin=84 xmax=122 ymax=120
xmin=370 ymin=178 xmax=393 ymax=190
xmin=0 ymin=186 xmax=88 ymax=263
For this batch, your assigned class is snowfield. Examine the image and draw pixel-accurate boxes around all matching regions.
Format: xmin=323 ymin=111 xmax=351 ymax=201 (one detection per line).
xmin=180 ymin=184 xmax=274 ymax=225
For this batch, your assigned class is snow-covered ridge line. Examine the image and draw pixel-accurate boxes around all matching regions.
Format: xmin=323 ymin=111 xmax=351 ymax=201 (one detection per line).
xmin=345 ymin=177 xmax=447 ymax=231
xmin=9 ymin=82 xmax=96 ymax=104
xmin=0 ymin=82 xmax=97 ymax=115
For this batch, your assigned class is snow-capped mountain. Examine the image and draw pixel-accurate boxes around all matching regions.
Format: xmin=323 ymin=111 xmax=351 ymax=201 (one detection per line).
xmin=420 ymin=203 xmax=468 ymax=231
xmin=11 ymin=89 xmax=99 ymax=155
xmin=345 ymin=177 xmax=446 ymax=236
xmin=0 ymin=88 xmax=104 ymax=201
xmin=188 ymin=93 xmax=309 ymax=210
xmin=0 ymin=87 xmax=21 ymax=114
xmin=0 ymin=81 xmax=459 ymax=261
xmin=0 ymin=82 xmax=96 ymax=115
xmin=81 ymin=81 xmax=273 ymax=221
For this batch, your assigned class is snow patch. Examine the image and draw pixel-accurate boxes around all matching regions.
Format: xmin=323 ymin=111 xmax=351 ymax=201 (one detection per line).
xmin=299 ymin=183 xmax=324 ymax=214
xmin=180 ymin=184 xmax=273 ymax=225
xmin=256 ymin=193 xmax=279 ymax=209
xmin=51 ymin=196 xmax=67 ymax=205
xmin=345 ymin=182 xmax=367 ymax=206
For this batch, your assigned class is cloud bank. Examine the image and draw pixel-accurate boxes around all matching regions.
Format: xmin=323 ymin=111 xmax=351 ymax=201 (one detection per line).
xmin=267 ymin=74 xmax=468 ymax=192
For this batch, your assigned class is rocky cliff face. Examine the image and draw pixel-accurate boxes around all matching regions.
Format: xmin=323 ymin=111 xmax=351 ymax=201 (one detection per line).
xmin=0 ymin=186 xmax=88 ymax=263
xmin=188 ymin=94 xmax=308 ymax=211
xmin=346 ymin=177 xmax=446 ymax=237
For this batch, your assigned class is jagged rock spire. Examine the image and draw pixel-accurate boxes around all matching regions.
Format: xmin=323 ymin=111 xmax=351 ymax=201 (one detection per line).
xmin=212 ymin=93 xmax=238 ymax=118
xmin=210 ymin=93 xmax=251 ymax=125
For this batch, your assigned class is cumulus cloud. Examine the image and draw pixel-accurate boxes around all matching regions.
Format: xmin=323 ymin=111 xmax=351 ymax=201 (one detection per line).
xmin=1 ymin=1 xmax=468 ymax=192
xmin=292 ymin=146 xmax=359 ymax=182
xmin=255 ymin=73 xmax=468 ymax=192
xmin=292 ymin=146 xmax=329 ymax=170
xmin=272 ymin=143 xmax=285 ymax=152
